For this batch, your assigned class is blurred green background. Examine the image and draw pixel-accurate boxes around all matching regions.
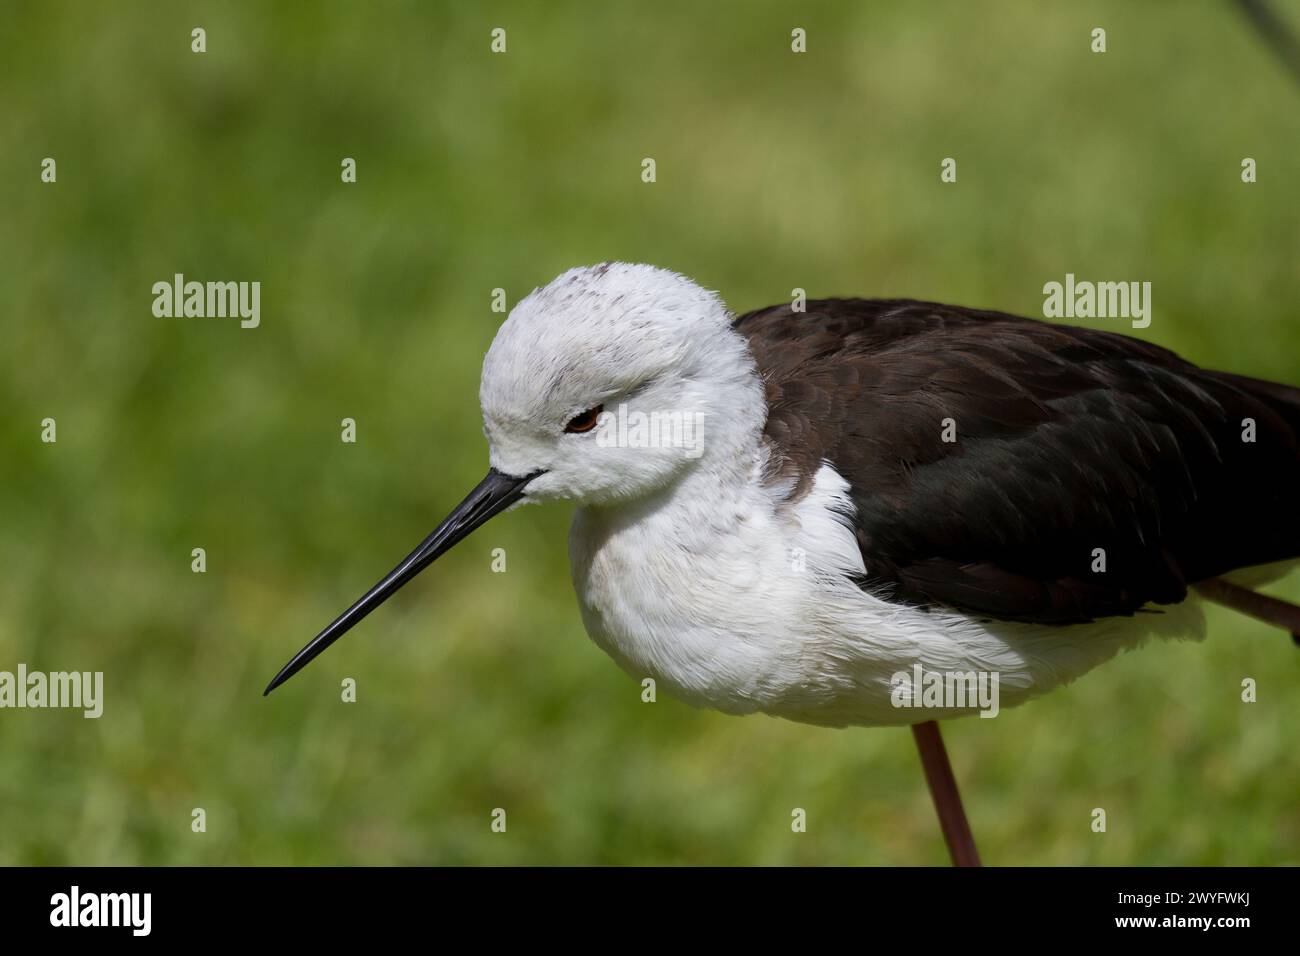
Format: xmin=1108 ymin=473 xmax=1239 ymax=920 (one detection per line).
xmin=2 ymin=0 xmax=1297 ymax=865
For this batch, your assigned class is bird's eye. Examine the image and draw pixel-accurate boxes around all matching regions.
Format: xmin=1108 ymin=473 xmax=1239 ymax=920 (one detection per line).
xmin=564 ymin=405 xmax=604 ymax=434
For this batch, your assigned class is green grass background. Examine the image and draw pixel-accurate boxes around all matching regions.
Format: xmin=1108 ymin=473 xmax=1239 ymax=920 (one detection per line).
xmin=1 ymin=0 xmax=1297 ymax=865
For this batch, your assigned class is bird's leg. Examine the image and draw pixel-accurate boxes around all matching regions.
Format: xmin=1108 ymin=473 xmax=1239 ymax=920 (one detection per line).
xmin=1194 ymin=577 xmax=1300 ymax=645
xmin=911 ymin=720 xmax=981 ymax=867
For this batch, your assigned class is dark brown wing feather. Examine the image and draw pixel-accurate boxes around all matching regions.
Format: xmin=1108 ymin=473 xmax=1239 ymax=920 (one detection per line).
xmin=735 ymin=299 xmax=1300 ymax=624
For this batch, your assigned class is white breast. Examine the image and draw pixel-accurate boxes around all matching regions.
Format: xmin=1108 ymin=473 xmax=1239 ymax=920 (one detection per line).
xmin=568 ymin=461 xmax=1204 ymax=727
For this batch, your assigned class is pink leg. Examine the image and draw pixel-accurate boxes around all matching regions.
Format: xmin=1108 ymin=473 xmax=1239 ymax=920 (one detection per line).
xmin=911 ymin=720 xmax=982 ymax=867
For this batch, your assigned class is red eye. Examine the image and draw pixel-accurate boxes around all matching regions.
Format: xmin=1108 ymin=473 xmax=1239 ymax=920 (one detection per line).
xmin=564 ymin=405 xmax=603 ymax=434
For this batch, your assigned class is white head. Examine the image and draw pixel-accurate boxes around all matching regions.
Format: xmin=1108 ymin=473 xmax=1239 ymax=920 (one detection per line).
xmin=264 ymin=262 xmax=764 ymax=694
xmin=480 ymin=262 xmax=763 ymax=505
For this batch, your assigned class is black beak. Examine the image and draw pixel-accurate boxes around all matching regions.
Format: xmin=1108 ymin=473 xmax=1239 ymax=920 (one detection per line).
xmin=263 ymin=468 xmax=541 ymax=696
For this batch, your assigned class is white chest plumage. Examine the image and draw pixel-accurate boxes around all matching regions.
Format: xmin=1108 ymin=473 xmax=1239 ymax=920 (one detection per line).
xmin=569 ymin=460 xmax=1202 ymax=727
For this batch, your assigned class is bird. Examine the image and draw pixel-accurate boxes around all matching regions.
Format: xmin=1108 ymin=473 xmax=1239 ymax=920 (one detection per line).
xmin=265 ymin=262 xmax=1300 ymax=862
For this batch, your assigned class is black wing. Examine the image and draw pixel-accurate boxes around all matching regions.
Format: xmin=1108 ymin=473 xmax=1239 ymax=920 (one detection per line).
xmin=735 ymin=299 xmax=1300 ymax=624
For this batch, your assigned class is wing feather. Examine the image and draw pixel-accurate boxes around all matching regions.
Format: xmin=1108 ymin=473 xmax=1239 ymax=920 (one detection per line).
xmin=735 ymin=299 xmax=1300 ymax=624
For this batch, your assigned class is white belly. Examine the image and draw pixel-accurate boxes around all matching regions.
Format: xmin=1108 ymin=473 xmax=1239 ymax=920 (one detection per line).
xmin=567 ymin=464 xmax=1202 ymax=727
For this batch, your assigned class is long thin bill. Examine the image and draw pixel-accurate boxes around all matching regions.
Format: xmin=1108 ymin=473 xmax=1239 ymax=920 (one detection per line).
xmin=263 ymin=468 xmax=540 ymax=696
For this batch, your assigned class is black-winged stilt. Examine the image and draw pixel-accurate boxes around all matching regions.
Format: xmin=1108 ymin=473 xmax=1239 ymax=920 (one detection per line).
xmin=266 ymin=262 xmax=1300 ymax=864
